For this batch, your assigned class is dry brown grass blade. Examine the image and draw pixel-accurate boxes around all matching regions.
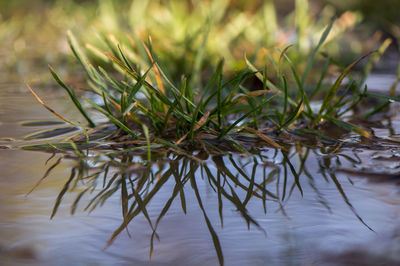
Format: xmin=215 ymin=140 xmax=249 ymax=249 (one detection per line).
xmin=175 ymin=111 xmax=210 ymax=145
xmin=244 ymin=127 xmax=283 ymax=150
xmin=142 ymin=39 xmax=165 ymax=95
xmin=26 ymin=83 xmax=75 ymax=126
xmin=193 ymin=111 xmax=210 ymax=131
xmin=279 ymin=45 xmax=293 ymax=64
xmin=175 ymin=132 xmax=189 ymax=146
xmin=106 ymin=96 xmax=138 ymax=121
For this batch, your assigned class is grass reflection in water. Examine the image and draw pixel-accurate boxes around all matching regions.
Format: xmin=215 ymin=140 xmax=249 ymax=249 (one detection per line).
xmin=27 ymin=142 xmax=377 ymax=266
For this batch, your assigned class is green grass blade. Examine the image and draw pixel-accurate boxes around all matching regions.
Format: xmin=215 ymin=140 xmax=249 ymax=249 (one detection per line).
xmin=315 ymin=52 xmax=373 ymax=123
xmin=49 ymin=66 xmax=96 ymax=127
xmin=301 ymin=17 xmax=335 ymax=86
xmin=86 ymin=98 xmax=138 ymax=139
xmin=280 ymin=98 xmax=304 ymax=129
xmin=218 ymin=96 xmax=276 ymax=139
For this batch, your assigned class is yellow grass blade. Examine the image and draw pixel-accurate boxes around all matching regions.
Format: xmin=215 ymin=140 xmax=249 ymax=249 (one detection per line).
xmin=26 ymin=83 xmax=76 ymax=126
xmin=244 ymin=127 xmax=283 ymax=149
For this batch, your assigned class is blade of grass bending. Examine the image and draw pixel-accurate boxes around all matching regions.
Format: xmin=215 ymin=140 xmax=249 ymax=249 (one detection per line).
xmin=176 ymin=110 xmax=211 ymax=145
xmin=336 ymin=85 xmax=367 ymax=118
xmin=218 ymin=95 xmax=276 ymax=139
xmin=244 ymin=54 xmax=280 ymax=91
xmin=102 ymin=92 xmax=114 ymax=116
xmin=86 ymin=98 xmax=138 ymax=139
xmin=315 ymin=51 xmax=374 ymax=124
xmin=26 ymin=84 xmax=76 ymax=126
xmin=49 ymin=66 xmax=96 ymax=127
xmin=365 ymin=93 xmax=400 ymax=102
xmin=324 ymin=116 xmax=372 ymax=138
xmin=244 ymin=127 xmax=283 ymax=149
xmin=226 ymin=137 xmax=250 ymax=155
xmin=278 ymin=45 xmax=293 ymax=66
xmin=359 ymin=38 xmax=392 ymax=88
xmin=117 ymin=44 xmax=134 ymax=72
xmin=97 ymin=66 xmax=125 ymax=94
xmin=280 ymin=98 xmax=304 ymax=129
xmin=291 ymin=128 xmax=337 ymax=142
xmin=127 ymin=64 xmax=153 ymax=103
xmin=364 ymin=102 xmax=390 ymax=119
xmin=301 ymin=17 xmax=335 ymax=86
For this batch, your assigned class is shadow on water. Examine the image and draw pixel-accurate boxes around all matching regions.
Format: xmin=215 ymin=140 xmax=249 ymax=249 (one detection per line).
xmin=23 ymin=137 xmax=388 ymax=265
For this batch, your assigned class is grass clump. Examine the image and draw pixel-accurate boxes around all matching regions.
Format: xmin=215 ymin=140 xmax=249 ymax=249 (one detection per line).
xmin=27 ymin=15 xmax=398 ymax=155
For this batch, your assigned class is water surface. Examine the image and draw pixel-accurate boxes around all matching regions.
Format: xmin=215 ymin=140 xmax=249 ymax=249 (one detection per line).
xmin=1 ymin=75 xmax=400 ymax=266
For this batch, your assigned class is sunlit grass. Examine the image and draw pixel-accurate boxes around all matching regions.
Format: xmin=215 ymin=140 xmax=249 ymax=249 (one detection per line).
xmin=26 ymin=16 xmax=397 ymax=154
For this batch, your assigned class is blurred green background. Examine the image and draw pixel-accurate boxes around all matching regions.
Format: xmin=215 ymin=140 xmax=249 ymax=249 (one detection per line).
xmin=1 ymin=0 xmax=399 ymax=82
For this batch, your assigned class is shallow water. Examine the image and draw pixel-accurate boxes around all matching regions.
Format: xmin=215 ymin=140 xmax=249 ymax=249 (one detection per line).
xmin=1 ymin=75 xmax=400 ymax=266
